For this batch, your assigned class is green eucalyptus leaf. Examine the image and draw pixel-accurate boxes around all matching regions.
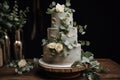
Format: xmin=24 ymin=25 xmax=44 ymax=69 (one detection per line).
xmin=42 ymin=39 xmax=47 ymax=45
xmin=22 ymin=67 xmax=26 ymax=72
xmin=30 ymin=65 xmax=34 ymax=69
xmin=86 ymin=41 xmax=90 ymax=46
xmin=51 ymin=1 xmax=56 ymax=6
xmin=73 ymin=22 xmax=77 ymax=27
xmin=33 ymin=58 xmax=39 ymax=63
xmin=81 ymin=32 xmax=86 ymax=35
xmin=82 ymin=57 xmax=90 ymax=63
xmin=46 ymin=8 xmax=55 ymax=14
xmin=84 ymin=51 xmax=93 ymax=58
xmin=79 ymin=25 xmax=84 ymax=33
xmin=26 ymin=67 xmax=30 ymax=72
xmin=81 ymin=41 xmax=85 ymax=46
xmin=9 ymin=63 xmax=14 ymax=67
xmin=71 ymin=61 xmax=81 ymax=67
xmin=18 ymin=71 xmax=22 ymax=75
xmin=13 ymin=64 xmax=17 ymax=67
xmin=3 ymin=1 xmax=9 ymax=10
xmin=84 ymin=25 xmax=87 ymax=29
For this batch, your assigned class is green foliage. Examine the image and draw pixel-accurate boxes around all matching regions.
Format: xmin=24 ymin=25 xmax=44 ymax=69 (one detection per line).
xmin=59 ymin=25 xmax=69 ymax=34
xmin=71 ymin=50 xmax=101 ymax=80
xmin=42 ymin=39 xmax=48 ymax=46
xmin=66 ymin=0 xmax=71 ymax=7
xmin=78 ymin=24 xmax=87 ymax=35
xmin=5 ymin=58 xmax=39 ymax=75
xmin=46 ymin=0 xmax=74 ymax=14
xmin=0 ymin=0 xmax=29 ymax=46
xmin=79 ymin=40 xmax=90 ymax=46
xmin=0 ymin=1 xmax=12 ymax=32
xmin=46 ymin=1 xmax=56 ymax=14
xmin=10 ymin=1 xmax=29 ymax=30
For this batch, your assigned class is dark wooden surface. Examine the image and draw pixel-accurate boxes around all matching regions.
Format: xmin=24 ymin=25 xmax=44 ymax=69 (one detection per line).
xmin=0 ymin=59 xmax=120 ymax=80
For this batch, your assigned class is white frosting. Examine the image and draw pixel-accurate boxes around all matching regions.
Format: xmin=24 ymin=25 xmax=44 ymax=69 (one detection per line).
xmin=61 ymin=27 xmax=78 ymax=43
xmin=43 ymin=45 xmax=81 ymax=65
xmin=51 ymin=12 xmax=73 ymax=28
xmin=39 ymin=58 xmax=72 ymax=68
xmin=42 ymin=6 xmax=81 ymax=65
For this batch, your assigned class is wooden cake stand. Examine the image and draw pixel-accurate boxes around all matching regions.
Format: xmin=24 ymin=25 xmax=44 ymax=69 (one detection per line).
xmin=39 ymin=58 xmax=87 ymax=79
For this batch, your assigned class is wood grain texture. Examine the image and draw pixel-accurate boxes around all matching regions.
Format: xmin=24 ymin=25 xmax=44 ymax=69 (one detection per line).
xmin=39 ymin=63 xmax=87 ymax=73
xmin=0 ymin=59 xmax=120 ymax=80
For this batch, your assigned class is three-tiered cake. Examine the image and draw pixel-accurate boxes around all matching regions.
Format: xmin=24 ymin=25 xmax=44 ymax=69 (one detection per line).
xmin=40 ymin=1 xmax=81 ymax=67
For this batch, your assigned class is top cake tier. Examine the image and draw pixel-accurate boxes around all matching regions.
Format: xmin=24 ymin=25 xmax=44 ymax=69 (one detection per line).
xmin=51 ymin=11 xmax=73 ymax=28
xmin=46 ymin=2 xmax=75 ymax=28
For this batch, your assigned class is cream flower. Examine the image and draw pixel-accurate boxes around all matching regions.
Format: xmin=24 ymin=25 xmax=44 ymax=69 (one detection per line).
xmin=55 ymin=43 xmax=63 ymax=53
xmin=47 ymin=42 xmax=56 ymax=49
xmin=55 ymin=3 xmax=65 ymax=12
xmin=18 ymin=59 xmax=27 ymax=68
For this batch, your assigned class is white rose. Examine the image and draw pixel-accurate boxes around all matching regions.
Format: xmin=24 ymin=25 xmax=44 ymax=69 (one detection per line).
xmin=47 ymin=42 xmax=56 ymax=49
xmin=18 ymin=59 xmax=27 ymax=68
xmin=55 ymin=3 xmax=65 ymax=12
xmin=55 ymin=43 xmax=63 ymax=53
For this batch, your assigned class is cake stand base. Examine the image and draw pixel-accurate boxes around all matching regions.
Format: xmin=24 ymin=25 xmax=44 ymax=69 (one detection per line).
xmin=39 ymin=58 xmax=87 ymax=79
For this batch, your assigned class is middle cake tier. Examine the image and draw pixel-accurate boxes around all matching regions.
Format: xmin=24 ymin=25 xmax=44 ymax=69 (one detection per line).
xmin=47 ymin=27 xmax=78 ymax=44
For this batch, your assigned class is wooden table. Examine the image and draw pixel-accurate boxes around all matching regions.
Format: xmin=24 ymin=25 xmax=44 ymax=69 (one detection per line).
xmin=0 ymin=59 xmax=120 ymax=80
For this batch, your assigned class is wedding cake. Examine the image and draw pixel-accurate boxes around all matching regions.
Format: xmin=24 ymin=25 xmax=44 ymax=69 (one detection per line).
xmin=41 ymin=0 xmax=81 ymax=67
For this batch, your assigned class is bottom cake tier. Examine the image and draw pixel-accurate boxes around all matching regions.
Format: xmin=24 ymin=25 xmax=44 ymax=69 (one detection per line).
xmin=43 ymin=45 xmax=81 ymax=65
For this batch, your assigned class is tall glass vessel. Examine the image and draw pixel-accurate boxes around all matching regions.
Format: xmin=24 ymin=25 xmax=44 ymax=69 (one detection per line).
xmin=14 ymin=29 xmax=22 ymax=60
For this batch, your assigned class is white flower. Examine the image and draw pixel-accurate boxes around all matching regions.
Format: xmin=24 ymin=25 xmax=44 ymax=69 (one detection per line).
xmin=18 ymin=59 xmax=27 ymax=68
xmin=55 ymin=43 xmax=63 ymax=53
xmin=47 ymin=42 xmax=56 ymax=49
xmin=55 ymin=3 xmax=65 ymax=12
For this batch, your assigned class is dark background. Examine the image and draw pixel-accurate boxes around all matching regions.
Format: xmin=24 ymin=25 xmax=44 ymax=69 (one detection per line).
xmin=8 ymin=0 xmax=120 ymax=63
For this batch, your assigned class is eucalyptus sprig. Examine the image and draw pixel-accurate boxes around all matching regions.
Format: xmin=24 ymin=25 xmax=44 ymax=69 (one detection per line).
xmin=0 ymin=1 xmax=13 ymax=32
xmin=10 ymin=1 xmax=29 ymax=30
xmin=6 ymin=58 xmax=39 ymax=75
xmin=71 ymin=50 xmax=101 ymax=80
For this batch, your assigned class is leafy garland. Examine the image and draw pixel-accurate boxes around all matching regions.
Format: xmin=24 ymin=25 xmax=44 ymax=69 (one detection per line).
xmin=5 ymin=58 xmax=39 ymax=75
xmin=71 ymin=50 xmax=100 ymax=80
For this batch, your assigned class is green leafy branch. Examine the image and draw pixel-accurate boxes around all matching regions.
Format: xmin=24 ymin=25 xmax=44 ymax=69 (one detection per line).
xmin=5 ymin=58 xmax=39 ymax=75
xmin=71 ymin=50 xmax=101 ymax=80
xmin=10 ymin=1 xmax=29 ymax=30
xmin=0 ymin=1 xmax=12 ymax=32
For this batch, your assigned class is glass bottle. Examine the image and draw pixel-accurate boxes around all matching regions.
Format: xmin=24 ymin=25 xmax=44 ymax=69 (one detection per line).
xmin=14 ymin=29 xmax=22 ymax=60
xmin=4 ymin=34 xmax=11 ymax=63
